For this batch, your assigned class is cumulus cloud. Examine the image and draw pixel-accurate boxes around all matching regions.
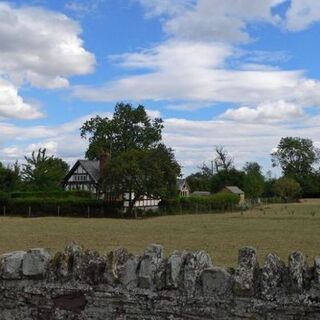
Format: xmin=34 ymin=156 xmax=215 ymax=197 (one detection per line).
xmin=73 ymin=40 xmax=320 ymax=115
xmin=0 ymin=79 xmax=43 ymax=120
xmin=221 ymin=100 xmax=305 ymax=123
xmin=0 ymin=2 xmax=95 ymax=89
xmin=2 ymin=111 xmax=320 ymax=175
xmin=285 ymin=0 xmax=320 ymax=31
xmin=139 ymin=0 xmax=285 ymax=43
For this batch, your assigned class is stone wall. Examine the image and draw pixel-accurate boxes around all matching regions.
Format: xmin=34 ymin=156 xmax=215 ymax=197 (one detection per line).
xmin=1 ymin=243 xmax=320 ymax=319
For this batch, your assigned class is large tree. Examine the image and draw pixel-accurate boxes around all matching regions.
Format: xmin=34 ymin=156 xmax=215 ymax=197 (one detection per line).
xmin=272 ymin=137 xmax=320 ymax=177
xmin=80 ymin=102 xmax=163 ymax=159
xmin=271 ymin=137 xmax=320 ymax=195
xmin=21 ymin=148 xmax=69 ymax=191
xmin=81 ymin=103 xmax=181 ymax=215
xmin=103 ymin=145 xmax=180 ymax=216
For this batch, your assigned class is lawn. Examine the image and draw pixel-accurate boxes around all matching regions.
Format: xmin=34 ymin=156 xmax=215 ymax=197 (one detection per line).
xmin=0 ymin=201 xmax=320 ymax=266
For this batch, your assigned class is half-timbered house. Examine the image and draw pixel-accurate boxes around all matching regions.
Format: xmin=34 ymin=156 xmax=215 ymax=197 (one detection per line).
xmin=63 ymin=153 xmax=160 ymax=210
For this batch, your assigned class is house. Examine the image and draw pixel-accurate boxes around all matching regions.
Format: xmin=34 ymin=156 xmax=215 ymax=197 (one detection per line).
xmin=177 ymin=178 xmax=190 ymax=197
xmin=220 ymin=186 xmax=245 ymax=204
xmin=63 ymin=152 xmax=160 ymax=210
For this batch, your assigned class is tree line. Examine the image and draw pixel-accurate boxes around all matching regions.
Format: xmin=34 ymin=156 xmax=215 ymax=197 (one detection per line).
xmin=187 ymin=137 xmax=320 ymax=201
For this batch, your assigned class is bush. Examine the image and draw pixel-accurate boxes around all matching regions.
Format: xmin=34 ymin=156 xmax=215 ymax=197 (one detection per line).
xmin=273 ymin=177 xmax=301 ymax=201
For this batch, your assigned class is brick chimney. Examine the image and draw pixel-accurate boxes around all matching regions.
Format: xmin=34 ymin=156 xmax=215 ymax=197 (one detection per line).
xmin=99 ymin=150 xmax=110 ymax=174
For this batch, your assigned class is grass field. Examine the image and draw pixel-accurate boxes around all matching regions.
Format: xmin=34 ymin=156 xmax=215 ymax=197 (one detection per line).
xmin=0 ymin=201 xmax=320 ymax=266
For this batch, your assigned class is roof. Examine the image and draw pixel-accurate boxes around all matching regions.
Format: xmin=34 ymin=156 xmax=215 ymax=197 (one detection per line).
xmin=177 ymin=178 xmax=188 ymax=191
xmin=63 ymin=160 xmax=101 ymax=184
xmin=224 ymin=186 xmax=244 ymax=194
xmin=79 ymin=160 xmax=101 ymax=183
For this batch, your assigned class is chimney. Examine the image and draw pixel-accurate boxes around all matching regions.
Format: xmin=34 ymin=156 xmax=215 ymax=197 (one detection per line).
xmin=100 ymin=150 xmax=110 ymax=174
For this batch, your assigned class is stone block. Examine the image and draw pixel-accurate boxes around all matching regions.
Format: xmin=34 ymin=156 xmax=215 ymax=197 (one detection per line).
xmin=233 ymin=246 xmax=258 ymax=296
xmin=0 ymin=251 xmax=26 ymax=279
xmin=201 ymin=267 xmax=232 ymax=296
xmin=22 ymin=248 xmax=51 ymax=277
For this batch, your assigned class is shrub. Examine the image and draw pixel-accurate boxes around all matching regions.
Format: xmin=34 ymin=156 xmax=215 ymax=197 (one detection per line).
xmin=273 ymin=177 xmax=301 ymax=201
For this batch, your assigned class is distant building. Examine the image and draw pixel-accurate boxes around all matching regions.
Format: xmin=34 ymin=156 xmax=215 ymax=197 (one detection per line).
xmin=177 ymin=178 xmax=190 ymax=197
xmin=63 ymin=152 xmax=160 ymax=210
xmin=220 ymin=186 xmax=245 ymax=204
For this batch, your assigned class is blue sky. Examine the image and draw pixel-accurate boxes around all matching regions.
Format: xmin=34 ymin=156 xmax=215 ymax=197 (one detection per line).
xmin=1 ymin=0 xmax=320 ymax=176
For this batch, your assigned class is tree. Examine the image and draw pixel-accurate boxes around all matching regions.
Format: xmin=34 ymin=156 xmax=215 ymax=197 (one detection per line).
xmin=80 ymin=102 xmax=163 ymax=159
xmin=210 ymin=168 xmax=245 ymax=193
xmin=103 ymin=145 xmax=180 ymax=216
xmin=214 ymin=145 xmax=234 ymax=173
xmin=272 ymin=137 xmax=320 ymax=180
xmin=273 ymin=177 xmax=301 ymax=201
xmin=243 ymin=162 xmax=265 ymax=199
xmin=0 ymin=161 xmax=21 ymax=192
xmin=21 ymin=148 xmax=69 ymax=191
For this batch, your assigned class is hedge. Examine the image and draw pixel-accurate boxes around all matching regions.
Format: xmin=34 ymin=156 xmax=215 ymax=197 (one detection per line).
xmin=10 ymin=190 xmax=92 ymax=200
xmin=0 ymin=198 xmax=123 ymax=218
xmin=159 ymin=192 xmax=240 ymax=214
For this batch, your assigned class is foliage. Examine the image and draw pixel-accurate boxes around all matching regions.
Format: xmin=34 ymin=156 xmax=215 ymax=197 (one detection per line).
xmin=0 ymin=161 xmax=21 ymax=192
xmin=4 ymin=198 xmax=122 ymax=218
xmin=271 ymin=137 xmax=320 ymax=195
xmin=243 ymin=162 xmax=265 ymax=199
xmin=10 ymin=190 xmax=92 ymax=200
xmin=186 ymin=172 xmax=211 ymax=192
xmin=273 ymin=177 xmax=302 ymax=200
xmin=160 ymin=192 xmax=239 ymax=213
xmin=21 ymin=148 xmax=69 ymax=191
xmin=210 ymin=169 xmax=245 ymax=193
xmin=103 ymin=144 xmax=181 ymax=215
xmin=0 ymin=191 xmax=9 ymax=205
xmin=188 ymin=147 xmax=244 ymax=194
xmin=80 ymin=102 xmax=163 ymax=159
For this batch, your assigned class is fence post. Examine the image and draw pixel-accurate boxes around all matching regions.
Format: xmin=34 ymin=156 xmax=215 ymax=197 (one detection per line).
xmin=3 ymin=205 xmax=6 ymax=217
xmin=28 ymin=206 xmax=31 ymax=217
xmin=87 ymin=205 xmax=90 ymax=218
xmin=57 ymin=205 xmax=60 ymax=217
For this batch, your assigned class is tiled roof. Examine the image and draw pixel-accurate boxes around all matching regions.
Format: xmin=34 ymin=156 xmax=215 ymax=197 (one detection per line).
xmin=78 ymin=160 xmax=101 ymax=183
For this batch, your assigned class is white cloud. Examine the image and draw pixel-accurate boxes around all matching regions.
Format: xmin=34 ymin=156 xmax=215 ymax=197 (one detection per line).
xmin=221 ymin=100 xmax=305 ymax=123
xmin=139 ymin=0 xmax=285 ymax=43
xmin=73 ymin=40 xmax=320 ymax=117
xmin=285 ymin=0 xmax=320 ymax=31
xmin=2 ymin=111 xmax=320 ymax=175
xmin=163 ymin=115 xmax=320 ymax=174
xmin=0 ymin=2 xmax=95 ymax=89
xmin=0 ymin=79 xmax=43 ymax=119
xmin=65 ymin=0 xmax=106 ymax=17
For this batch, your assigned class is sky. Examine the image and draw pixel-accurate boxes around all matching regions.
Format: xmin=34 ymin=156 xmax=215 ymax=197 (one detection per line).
xmin=1 ymin=0 xmax=320 ymax=176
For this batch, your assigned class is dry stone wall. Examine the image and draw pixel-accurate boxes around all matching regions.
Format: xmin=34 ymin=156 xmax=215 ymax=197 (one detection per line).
xmin=1 ymin=243 xmax=320 ymax=319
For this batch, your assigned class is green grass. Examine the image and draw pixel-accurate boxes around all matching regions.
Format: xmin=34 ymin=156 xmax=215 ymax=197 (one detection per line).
xmin=0 ymin=201 xmax=320 ymax=266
